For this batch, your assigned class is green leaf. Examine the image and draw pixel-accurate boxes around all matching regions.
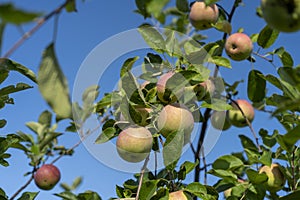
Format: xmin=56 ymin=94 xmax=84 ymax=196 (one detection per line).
xmin=274 ymin=47 xmax=294 ymax=67
xmin=146 ymin=0 xmax=169 ymax=19
xmin=72 ymin=177 xmax=83 ymax=190
xmin=257 ymin=25 xmax=279 ymax=49
xmin=212 ymin=155 xmax=244 ymax=170
xmin=210 ymin=56 xmax=231 ymax=68
xmin=0 ymin=187 xmax=7 ymax=199
xmin=95 ymin=127 xmax=117 ymax=144
xmin=239 ymin=135 xmax=258 ymax=152
xmin=37 ymin=43 xmax=72 ymax=120
xmin=201 ymin=99 xmax=232 ymax=111
xmin=17 ymin=192 xmax=39 ymax=200
xmin=77 ymin=191 xmax=102 ymax=200
xmin=54 ymin=191 xmax=78 ymax=200
xmin=39 ymin=132 xmax=62 ymax=151
xmin=176 ymin=0 xmax=189 ymax=12
xmin=280 ymin=125 xmax=300 ymax=152
xmin=180 ymin=160 xmax=199 ymax=174
xmin=0 ymin=4 xmax=41 ymax=25
xmin=135 ymin=0 xmax=151 ymax=18
xmin=165 ymin=30 xmax=182 ymax=57
xmin=65 ymin=0 xmax=77 ymax=12
xmin=0 ymin=58 xmax=36 ymax=83
xmin=0 ymin=83 xmax=33 ymax=96
xmin=120 ymin=57 xmax=139 ymax=78
xmin=247 ymin=70 xmax=266 ymax=102
xmin=207 ymin=169 xmax=238 ymax=180
xmin=0 ymin=119 xmax=6 ymax=128
xmin=0 ymin=22 xmax=6 ymax=59
xmin=279 ymin=190 xmax=300 ymax=200
xmin=138 ymin=24 xmax=166 ymax=53
xmin=246 ymin=169 xmax=268 ymax=184
xmin=185 ymin=182 xmax=207 ymax=198
xmin=259 ymin=150 xmax=272 ymax=166
xmin=139 ymin=180 xmax=160 ymax=200
xmin=38 ymin=110 xmax=52 ymax=127
xmin=163 ymin=130 xmax=184 ymax=169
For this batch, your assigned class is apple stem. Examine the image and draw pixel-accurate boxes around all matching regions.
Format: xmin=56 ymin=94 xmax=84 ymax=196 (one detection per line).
xmin=136 ymin=155 xmax=150 ymax=200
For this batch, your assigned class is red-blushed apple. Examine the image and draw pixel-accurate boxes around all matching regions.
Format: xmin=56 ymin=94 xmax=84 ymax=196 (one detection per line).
xmin=259 ymin=163 xmax=286 ymax=192
xmin=157 ymin=71 xmax=183 ymax=103
xmin=228 ymin=99 xmax=254 ymax=127
xmin=116 ymin=127 xmax=153 ymax=163
xmin=169 ymin=190 xmax=188 ymax=200
xmin=225 ymin=33 xmax=253 ymax=61
xmin=261 ymin=0 xmax=300 ymax=32
xmin=210 ymin=111 xmax=231 ymax=131
xmin=189 ymin=1 xmax=219 ymax=30
xmin=34 ymin=164 xmax=61 ymax=190
xmin=157 ymin=103 xmax=194 ymax=144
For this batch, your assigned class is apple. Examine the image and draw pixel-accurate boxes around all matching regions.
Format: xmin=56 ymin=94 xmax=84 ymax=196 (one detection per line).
xmin=157 ymin=103 xmax=194 ymax=144
xmin=34 ymin=164 xmax=61 ymax=190
xmin=228 ymin=99 xmax=255 ymax=127
xmin=225 ymin=33 xmax=253 ymax=61
xmin=259 ymin=163 xmax=286 ymax=192
xmin=261 ymin=0 xmax=300 ymax=32
xmin=189 ymin=1 xmax=219 ymax=30
xmin=169 ymin=190 xmax=188 ymax=200
xmin=184 ymin=79 xmax=215 ymax=101
xmin=118 ymin=106 xmax=152 ymax=126
xmin=210 ymin=111 xmax=231 ymax=131
xmin=157 ymin=71 xmax=183 ymax=103
xmin=116 ymin=127 xmax=153 ymax=163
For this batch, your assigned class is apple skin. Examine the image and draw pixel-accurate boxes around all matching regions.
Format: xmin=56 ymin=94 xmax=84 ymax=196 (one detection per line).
xmin=261 ymin=0 xmax=300 ymax=32
xmin=118 ymin=106 xmax=152 ymax=126
xmin=116 ymin=127 xmax=153 ymax=163
xmin=34 ymin=164 xmax=61 ymax=190
xmin=169 ymin=190 xmax=188 ymax=200
xmin=157 ymin=103 xmax=194 ymax=144
xmin=157 ymin=71 xmax=183 ymax=103
xmin=225 ymin=33 xmax=253 ymax=61
xmin=189 ymin=1 xmax=219 ymax=30
xmin=210 ymin=111 xmax=231 ymax=131
xmin=259 ymin=163 xmax=286 ymax=192
xmin=228 ymin=99 xmax=255 ymax=127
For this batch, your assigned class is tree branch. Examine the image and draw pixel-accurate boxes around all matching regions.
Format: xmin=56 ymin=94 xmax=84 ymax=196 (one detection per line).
xmin=136 ymin=155 xmax=150 ymax=200
xmin=9 ymin=171 xmax=35 ymax=200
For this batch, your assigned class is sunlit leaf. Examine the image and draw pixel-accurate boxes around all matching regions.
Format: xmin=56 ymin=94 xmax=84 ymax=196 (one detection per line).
xmin=138 ymin=24 xmax=166 ymax=53
xmin=247 ymin=70 xmax=266 ymax=102
xmin=257 ymin=25 xmax=279 ymax=49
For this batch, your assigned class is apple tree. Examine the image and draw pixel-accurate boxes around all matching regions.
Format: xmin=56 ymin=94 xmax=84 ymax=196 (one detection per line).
xmin=1 ymin=0 xmax=300 ymax=200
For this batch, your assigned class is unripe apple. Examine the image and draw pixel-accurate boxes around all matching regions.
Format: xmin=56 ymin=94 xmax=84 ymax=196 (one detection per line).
xmin=228 ymin=99 xmax=254 ymax=127
xmin=169 ymin=190 xmax=188 ymax=200
xmin=210 ymin=111 xmax=231 ymax=131
xmin=261 ymin=0 xmax=300 ymax=32
xmin=34 ymin=164 xmax=61 ymax=190
xmin=116 ymin=127 xmax=153 ymax=163
xmin=157 ymin=104 xmax=194 ymax=144
xmin=157 ymin=71 xmax=183 ymax=103
xmin=184 ymin=79 xmax=215 ymax=101
xmin=259 ymin=163 xmax=286 ymax=192
xmin=225 ymin=33 xmax=253 ymax=61
xmin=189 ymin=1 xmax=219 ymax=30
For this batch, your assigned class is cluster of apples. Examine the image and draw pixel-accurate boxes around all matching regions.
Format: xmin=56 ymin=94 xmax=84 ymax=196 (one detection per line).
xmin=116 ymin=71 xmax=201 ymax=163
xmin=211 ymin=99 xmax=255 ymax=130
xmin=34 ymin=164 xmax=61 ymax=190
xmin=189 ymin=1 xmax=253 ymax=62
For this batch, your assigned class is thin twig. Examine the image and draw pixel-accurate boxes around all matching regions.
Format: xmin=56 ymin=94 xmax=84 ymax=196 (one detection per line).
xmin=136 ymin=155 xmax=150 ymax=200
xmin=201 ymin=148 xmax=207 ymax=185
xmin=3 ymin=0 xmax=71 ymax=58
xmin=10 ymin=172 xmax=35 ymax=200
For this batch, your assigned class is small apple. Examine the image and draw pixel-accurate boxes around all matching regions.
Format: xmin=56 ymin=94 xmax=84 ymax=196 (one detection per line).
xmin=228 ymin=99 xmax=255 ymax=127
xmin=189 ymin=1 xmax=219 ymax=30
xmin=261 ymin=0 xmax=300 ymax=32
xmin=169 ymin=190 xmax=188 ymax=200
xmin=157 ymin=103 xmax=194 ymax=144
xmin=157 ymin=71 xmax=183 ymax=103
xmin=184 ymin=79 xmax=215 ymax=101
xmin=225 ymin=33 xmax=253 ymax=61
xmin=259 ymin=163 xmax=286 ymax=192
xmin=210 ymin=111 xmax=231 ymax=131
xmin=116 ymin=127 xmax=153 ymax=163
xmin=34 ymin=164 xmax=61 ymax=190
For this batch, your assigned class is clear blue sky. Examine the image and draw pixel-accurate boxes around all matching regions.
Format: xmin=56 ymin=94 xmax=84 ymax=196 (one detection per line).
xmin=1 ymin=0 xmax=300 ymax=199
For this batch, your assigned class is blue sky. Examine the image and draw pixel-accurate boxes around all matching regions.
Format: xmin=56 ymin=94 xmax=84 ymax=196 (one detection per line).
xmin=1 ymin=0 xmax=300 ymax=199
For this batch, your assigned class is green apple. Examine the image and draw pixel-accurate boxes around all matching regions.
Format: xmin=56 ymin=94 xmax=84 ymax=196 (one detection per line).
xmin=157 ymin=103 xmax=194 ymax=144
xmin=34 ymin=164 xmax=61 ymax=190
xmin=189 ymin=1 xmax=219 ymax=30
xmin=169 ymin=190 xmax=188 ymax=200
xmin=157 ymin=71 xmax=183 ymax=103
xmin=116 ymin=127 xmax=153 ymax=163
xmin=259 ymin=163 xmax=286 ymax=192
xmin=228 ymin=99 xmax=255 ymax=127
xmin=225 ymin=33 xmax=253 ymax=61
xmin=210 ymin=111 xmax=231 ymax=131
xmin=261 ymin=0 xmax=300 ymax=32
